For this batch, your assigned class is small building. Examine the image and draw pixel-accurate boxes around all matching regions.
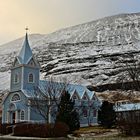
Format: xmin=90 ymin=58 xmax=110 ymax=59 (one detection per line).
xmin=2 ymin=32 xmax=100 ymax=127
xmin=115 ymin=103 xmax=140 ymax=123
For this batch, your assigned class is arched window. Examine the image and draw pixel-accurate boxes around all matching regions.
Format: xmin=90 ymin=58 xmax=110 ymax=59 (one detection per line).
xmin=14 ymin=73 xmax=19 ymax=83
xmin=11 ymin=94 xmax=20 ymax=102
xmin=20 ymin=110 xmax=25 ymax=120
xmin=28 ymin=73 xmax=34 ymax=83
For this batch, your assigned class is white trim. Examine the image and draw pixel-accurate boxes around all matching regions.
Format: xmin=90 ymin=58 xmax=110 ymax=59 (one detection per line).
xmin=28 ymin=106 xmax=30 ymax=121
xmin=15 ymin=111 xmax=19 ymax=123
xmin=28 ymin=73 xmax=34 ymax=83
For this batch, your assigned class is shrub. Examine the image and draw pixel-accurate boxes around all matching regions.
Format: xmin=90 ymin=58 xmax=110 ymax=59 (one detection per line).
xmin=56 ymin=91 xmax=80 ymax=132
xmin=53 ymin=122 xmax=69 ymax=137
xmin=117 ymin=111 xmax=140 ymax=136
xmin=0 ymin=123 xmax=12 ymax=135
xmin=13 ymin=123 xmax=54 ymax=137
xmin=13 ymin=122 xmax=70 ymax=138
xmin=98 ymin=101 xmax=116 ymax=128
xmin=118 ymin=121 xmax=140 ymax=136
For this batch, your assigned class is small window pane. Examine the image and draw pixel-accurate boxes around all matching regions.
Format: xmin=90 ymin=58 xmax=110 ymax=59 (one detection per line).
xmin=20 ymin=111 xmax=25 ymax=120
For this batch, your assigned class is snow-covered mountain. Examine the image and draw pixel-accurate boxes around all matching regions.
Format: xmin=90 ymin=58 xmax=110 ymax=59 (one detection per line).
xmin=1 ymin=12 xmax=140 ymax=91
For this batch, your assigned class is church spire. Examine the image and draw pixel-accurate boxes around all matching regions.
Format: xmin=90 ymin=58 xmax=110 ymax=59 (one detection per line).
xmin=18 ymin=29 xmax=33 ymax=64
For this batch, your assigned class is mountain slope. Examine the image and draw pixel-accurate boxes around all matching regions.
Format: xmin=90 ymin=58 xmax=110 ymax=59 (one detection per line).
xmin=1 ymin=12 xmax=140 ymax=91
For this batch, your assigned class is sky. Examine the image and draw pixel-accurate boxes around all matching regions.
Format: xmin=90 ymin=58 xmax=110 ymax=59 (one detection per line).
xmin=0 ymin=0 xmax=140 ymax=45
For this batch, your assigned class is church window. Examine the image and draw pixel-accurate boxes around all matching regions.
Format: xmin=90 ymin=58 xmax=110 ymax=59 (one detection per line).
xmin=83 ymin=94 xmax=88 ymax=100
xmin=14 ymin=73 xmax=19 ymax=83
xmin=20 ymin=110 xmax=25 ymax=120
xmin=93 ymin=109 xmax=97 ymax=117
xmin=28 ymin=73 xmax=34 ymax=83
xmin=11 ymin=94 xmax=20 ymax=102
xmin=83 ymin=109 xmax=88 ymax=117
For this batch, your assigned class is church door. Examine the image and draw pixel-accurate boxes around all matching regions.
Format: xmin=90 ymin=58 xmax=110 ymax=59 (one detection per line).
xmin=12 ymin=112 xmax=16 ymax=124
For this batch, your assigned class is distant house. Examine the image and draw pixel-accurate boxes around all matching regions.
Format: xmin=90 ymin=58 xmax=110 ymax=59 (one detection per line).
xmin=115 ymin=103 xmax=140 ymax=123
xmin=2 ymin=33 xmax=100 ymax=127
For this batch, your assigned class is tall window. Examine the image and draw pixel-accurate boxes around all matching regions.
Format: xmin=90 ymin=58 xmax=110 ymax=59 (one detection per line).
xmin=28 ymin=73 xmax=34 ymax=83
xmin=20 ymin=110 xmax=25 ymax=120
xmin=11 ymin=94 xmax=20 ymax=102
xmin=83 ymin=109 xmax=88 ymax=117
xmin=14 ymin=73 xmax=19 ymax=83
xmin=93 ymin=109 xmax=97 ymax=117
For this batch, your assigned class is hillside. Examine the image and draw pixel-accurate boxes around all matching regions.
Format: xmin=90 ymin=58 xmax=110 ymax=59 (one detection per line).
xmin=1 ymin=13 xmax=140 ymax=91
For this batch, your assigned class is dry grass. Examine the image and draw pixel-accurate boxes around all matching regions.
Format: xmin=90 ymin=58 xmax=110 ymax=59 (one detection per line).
xmin=73 ymin=126 xmax=140 ymax=140
xmin=75 ymin=126 xmax=112 ymax=134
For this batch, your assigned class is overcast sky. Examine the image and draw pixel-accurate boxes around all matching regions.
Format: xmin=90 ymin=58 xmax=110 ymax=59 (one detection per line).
xmin=0 ymin=0 xmax=140 ymax=45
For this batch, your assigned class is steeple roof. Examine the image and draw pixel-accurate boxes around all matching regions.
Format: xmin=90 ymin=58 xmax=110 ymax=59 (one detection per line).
xmin=18 ymin=33 xmax=33 ymax=64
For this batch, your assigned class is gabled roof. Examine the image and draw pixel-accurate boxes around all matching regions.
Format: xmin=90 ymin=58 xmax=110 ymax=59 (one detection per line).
xmin=39 ymin=80 xmax=95 ymax=100
xmin=71 ymin=90 xmax=80 ymax=100
xmin=17 ymin=33 xmax=33 ymax=64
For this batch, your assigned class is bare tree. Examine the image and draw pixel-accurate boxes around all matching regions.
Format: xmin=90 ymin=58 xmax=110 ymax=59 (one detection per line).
xmin=29 ymin=77 xmax=71 ymax=124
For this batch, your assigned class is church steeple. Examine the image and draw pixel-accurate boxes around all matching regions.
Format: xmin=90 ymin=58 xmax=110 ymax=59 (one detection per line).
xmin=10 ymin=29 xmax=40 ymax=92
xmin=18 ymin=31 xmax=33 ymax=64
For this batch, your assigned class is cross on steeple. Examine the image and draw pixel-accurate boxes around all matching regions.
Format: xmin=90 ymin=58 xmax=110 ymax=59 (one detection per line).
xmin=25 ymin=27 xmax=29 ymax=33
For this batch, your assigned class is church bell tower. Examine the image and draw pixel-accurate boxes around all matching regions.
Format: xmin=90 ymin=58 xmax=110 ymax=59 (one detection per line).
xmin=10 ymin=29 xmax=40 ymax=92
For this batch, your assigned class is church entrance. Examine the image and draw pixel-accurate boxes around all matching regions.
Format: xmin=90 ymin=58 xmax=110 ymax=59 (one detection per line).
xmin=12 ymin=112 xmax=16 ymax=124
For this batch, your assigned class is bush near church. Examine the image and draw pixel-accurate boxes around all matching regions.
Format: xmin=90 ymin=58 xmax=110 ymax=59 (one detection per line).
xmin=56 ymin=91 xmax=80 ymax=132
xmin=0 ymin=123 xmax=12 ymax=135
xmin=13 ymin=122 xmax=69 ymax=138
xmin=98 ymin=101 xmax=116 ymax=128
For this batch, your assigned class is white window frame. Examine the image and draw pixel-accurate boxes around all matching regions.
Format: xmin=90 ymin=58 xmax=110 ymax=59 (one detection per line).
xmin=28 ymin=73 xmax=34 ymax=83
xmin=20 ymin=110 xmax=25 ymax=121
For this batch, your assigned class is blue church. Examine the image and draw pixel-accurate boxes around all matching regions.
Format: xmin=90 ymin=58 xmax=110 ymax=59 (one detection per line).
xmin=2 ymin=33 xmax=100 ymax=127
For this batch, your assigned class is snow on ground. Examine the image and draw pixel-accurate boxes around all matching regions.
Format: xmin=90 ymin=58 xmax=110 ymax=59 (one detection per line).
xmin=1 ymin=13 xmax=140 ymax=91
